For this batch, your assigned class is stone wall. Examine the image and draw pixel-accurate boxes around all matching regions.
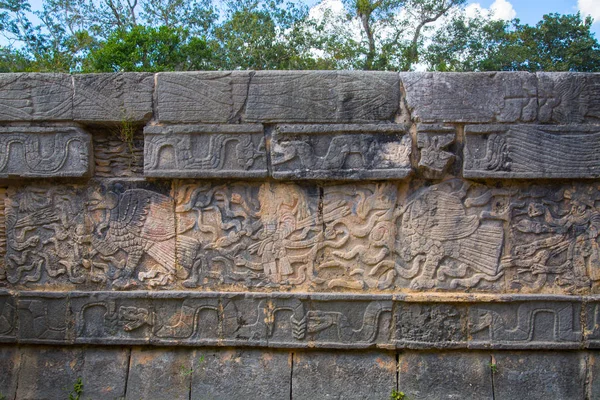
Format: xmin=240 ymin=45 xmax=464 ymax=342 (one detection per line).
xmin=0 ymin=71 xmax=599 ymax=399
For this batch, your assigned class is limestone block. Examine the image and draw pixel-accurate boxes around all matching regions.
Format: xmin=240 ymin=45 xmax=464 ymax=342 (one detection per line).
xmin=400 ymin=72 xmax=537 ymax=123
xmin=271 ymin=124 xmax=412 ymax=180
xmin=464 ymin=124 xmax=600 ymax=179
xmin=144 ymin=124 xmax=267 ymax=178
xmin=73 ymin=73 xmax=154 ymax=123
xmin=0 ymin=73 xmax=72 ymax=121
xmin=15 ymin=347 xmax=84 ymax=400
xmin=0 ymin=126 xmax=92 ymax=178
xmin=192 ymin=349 xmax=291 ymax=399
xmin=0 ymin=346 xmax=20 ymax=399
xmin=538 ymin=72 xmax=600 ymax=124
xmin=125 ymin=348 xmax=192 ymax=400
xmin=0 ymin=293 xmax=16 ymax=342
xmin=245 ymin=71 xmax=400 ymax=122
xmin=492 ymin=352 xmax=586 ymax=400
xmin=156 ymin=71 xmax=251 ymax=123
xmin=292 ymin=351 xmax=397 ymax=400
xmin=397 ymin=352 xmax=493 ymax=400
xmin=416 ymin=124 xmax=456 ymax=178
xmin=81 ymin=348 xmax=129 ymax=399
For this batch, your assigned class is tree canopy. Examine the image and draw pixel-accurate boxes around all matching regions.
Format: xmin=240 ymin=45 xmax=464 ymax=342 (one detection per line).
xmin=0 ymin=0 xmax=598 ymax=72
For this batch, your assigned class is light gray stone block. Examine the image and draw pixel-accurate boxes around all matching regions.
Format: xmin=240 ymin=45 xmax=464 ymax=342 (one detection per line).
xmin=464 ymin=124 xmax=600 ymax=179
xmin=156 ymin=71 xmax=251 ymax=123
xmin=0 ymin=126 xmax=92 ymax=178
xmin=192 ymin=349 xmax=291 ymax=399
xmin=538 ymin=72 xmax=600 ymax=124
xmin=0 ymin=73 xmax=72 ymax=121
xmin=397 ymin=352 xmax=493 ymax=400
xmin=271 ymin=124 xmax=411 ymax=180
xmin=245 ymin=71 xmax=400 ymax=122
xmin=400 ymin=72 xmax=537 ymax=123
xmin=73 ymin=73 xmax=154 ymax=123
xmin=144 ymin=124 xmax=267 ymax=178
xmin=417 ymin=124 xmax=456 ymax=178
xmin=292 ymin=351 xmax=397 ymax=400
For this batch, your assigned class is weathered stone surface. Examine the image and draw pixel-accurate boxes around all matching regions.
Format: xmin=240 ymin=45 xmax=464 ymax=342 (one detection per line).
xmin=492 ymin=352 xmax=586 ymax=400
xmin=245 ymin=71 xmax=400 ymax=122
xmin=17 ymin=292 xmax=70 ymax=344
xmin=73 ymin=73 xmax=154 ymax=122
xmin=417 ymin=124 xmax=456 ymax=178
xmin=0 ymin=73 xmax=72 ymax=121
xmin=400 ymin=72 xmax=537 ymax=123
xmin=0 ymin=126 xmax=92 ymax=178
xmin=15 ymin=347 xmax=84 ymax=400
xmin=81 ymin=348 xmax=129 ymax=399
xmin=271 ymin=124 xmax=411 ymax=180
xmin=538 ymin=72 xmax=600 ymax=124
xmin=156 ymin=71 xmax=251 ymax=123
xmin=397 ymin=352 xmax=493 ymax=400
xmin=468 ymin=300 xmax=582 ymax=349
xmin=93 ymin=129 xmax=143 ymax=178
xmin=464 ymin=124 xmax=600 ymax=179
xmin=192 ymin=349 xmax=291 ymax=399
xmin=0 ymin=347 xmax=20 ymax=399
xmin=0 ymin=292 xmax=16 ymax=342
xmin=292 ymin=351 xmax=396 ymax=400
xmin=125 ymin=348 xmax=192 ymax=400
xmin=144 ymin=124 xmax=267 ymax=178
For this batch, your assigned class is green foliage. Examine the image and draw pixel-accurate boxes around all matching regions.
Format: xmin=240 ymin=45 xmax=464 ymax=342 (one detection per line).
xmin=87 ymin=25 xmax=212 ymax=72
xmin=426 ymin=12 xmax=600 ymax=72
xmin=490 ymin=362 xmax=498 ymax=373
xmin=390 ymin=389 xmax=406 ymax=400
xmin=0 ymin=0 xmax=599 ymax=72
xmin=67 ymin=377 xmax=83 ymax=400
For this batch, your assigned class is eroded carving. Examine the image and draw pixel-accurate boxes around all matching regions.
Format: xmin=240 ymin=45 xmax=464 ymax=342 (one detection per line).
xmin=417 ymin=125 xmax=456 ymax=178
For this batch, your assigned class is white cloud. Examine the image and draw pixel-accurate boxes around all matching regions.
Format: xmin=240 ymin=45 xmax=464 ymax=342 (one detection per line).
xmin=579 ymin=0 xmax=600 ymax=24
xmin=465 ymin=0 xmax=516 ymax=21
xmin=490 ymin=0 xmax=517 ymax=20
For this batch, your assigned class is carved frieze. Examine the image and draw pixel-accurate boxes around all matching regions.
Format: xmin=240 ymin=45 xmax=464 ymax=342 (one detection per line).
xmin=144 ymin=124 xmax=267 ymax=178
xmin=271 ymin=124 xmax=411 ymax=180
xmin=464 ymin=125 xmax=600 ymax=179
xmin=0 ymin=126 xmax=91 ymax=178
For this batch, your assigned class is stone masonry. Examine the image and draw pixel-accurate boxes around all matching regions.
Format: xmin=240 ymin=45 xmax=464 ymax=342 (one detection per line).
xmin=0 ymin=71 xmax=599 ymax=399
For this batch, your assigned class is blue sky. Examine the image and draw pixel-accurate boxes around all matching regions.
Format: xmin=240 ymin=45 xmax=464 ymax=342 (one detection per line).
xmin=25 ymin=0 xmax=600 ymax=36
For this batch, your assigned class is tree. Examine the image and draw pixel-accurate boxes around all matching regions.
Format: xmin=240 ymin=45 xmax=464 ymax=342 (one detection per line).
xmin=85 ymin=25 xmax=213 ymax=72
xmin=426 ymin=12 xmax=600 ymax=72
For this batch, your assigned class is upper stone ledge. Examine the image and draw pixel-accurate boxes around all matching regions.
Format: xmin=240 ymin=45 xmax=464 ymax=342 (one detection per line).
xmin=0 ymin=73 xmax=72 ymax=121
xmin=399 ymin=72 xmax=538 ymax=124
xmin=244 ymin=71 xmax=401 ymax=123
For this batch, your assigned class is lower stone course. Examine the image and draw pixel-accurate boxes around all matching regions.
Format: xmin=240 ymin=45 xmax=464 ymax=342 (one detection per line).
xmin=0 ymin=345 xmax=596 ymax=400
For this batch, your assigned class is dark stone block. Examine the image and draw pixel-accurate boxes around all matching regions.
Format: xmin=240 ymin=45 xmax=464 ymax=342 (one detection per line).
xmin=245 ymin=71 xmax=400 ymax=123
xmin=292 ymin=351 xmax=396 ymax=400
xmin=492 ymin=352 xmax=585 ymax=400
xmin=15 ymin=347 xmax=84 ymax=400
xmin=81 ymin=347 xmax=129 ymax=399
xmin=125 ymin=347 xmax=192 ymax=400
xmin=192 ymin=349 xmax=291 ymax=400
xmin=74 ymin=73 xmax=154 ymax=123
xmin=397 ymin=352 xmax=493 ymax=399
xmin=0 ymin=346 xmax=20 ymax=399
